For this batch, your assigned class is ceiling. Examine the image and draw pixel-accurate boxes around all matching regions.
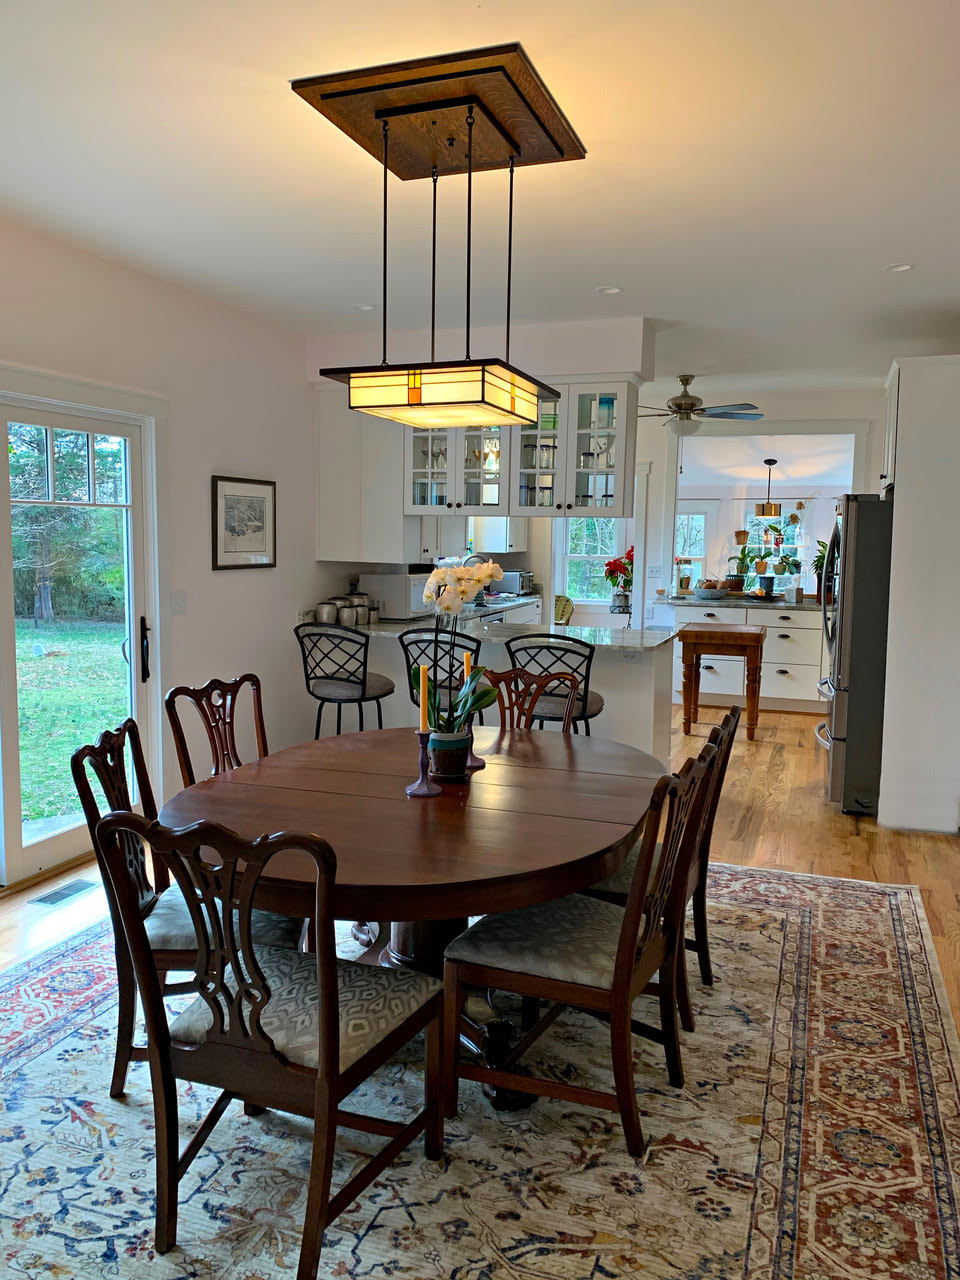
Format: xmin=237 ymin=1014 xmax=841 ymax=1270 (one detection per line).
xmin=678 ymin=434 xmax=856 ymax=488
xmin=2 ymin=0 xmax=959 ymax=384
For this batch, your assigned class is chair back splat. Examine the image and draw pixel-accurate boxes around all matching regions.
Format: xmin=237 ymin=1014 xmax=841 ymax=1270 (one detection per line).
xmin=504 ymin=633 xmax=599 ymax=728
xmin=164 ymin=673 xmax=268 ymax=787
xmin=484 ymin=666 xmax=580 ymax=733
xmin=398 ymin=628 xmax=482 ymax=709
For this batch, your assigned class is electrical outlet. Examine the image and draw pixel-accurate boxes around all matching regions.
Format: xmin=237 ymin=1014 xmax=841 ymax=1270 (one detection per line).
xmin=169 ymin=589 xmax=187 ymax=616
xmin=646 ymin=564 xmax=661 ymax=578
xmin=644 ymin=605 xmax=654 ymax=621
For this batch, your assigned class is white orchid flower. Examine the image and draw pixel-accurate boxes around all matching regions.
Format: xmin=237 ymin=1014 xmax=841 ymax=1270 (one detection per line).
xmin=437 ymin=593 xmax=464 ymax=615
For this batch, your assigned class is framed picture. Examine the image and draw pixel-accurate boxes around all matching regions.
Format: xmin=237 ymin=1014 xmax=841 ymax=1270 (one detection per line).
xmin=211 ymin=475 xmax=276 ymax=570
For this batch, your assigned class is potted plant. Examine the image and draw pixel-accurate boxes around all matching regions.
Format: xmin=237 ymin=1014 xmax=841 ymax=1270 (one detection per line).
xmin=754 ymin=556 xmax=769 ymax=574
xmin=419 ymin=564 xmax=501 ymax=779
xmin=811 ymin=539 xmax=830 ymax=604
xmin=604 ymin=545 xmax=634 ymax=616
xmin=725 ymin=544 xmax=752 ymax=592
xmin=734 ymin=529 xmax=749 ymax=546
xmin=776 ymin=551 xmax=802 ymax=576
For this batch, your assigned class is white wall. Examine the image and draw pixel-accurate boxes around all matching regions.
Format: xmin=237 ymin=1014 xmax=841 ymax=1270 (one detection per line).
xmin=879 ymin=357 xmax=960 ymax=832
xmin=0 ymin=215 xmax=349 ymax=802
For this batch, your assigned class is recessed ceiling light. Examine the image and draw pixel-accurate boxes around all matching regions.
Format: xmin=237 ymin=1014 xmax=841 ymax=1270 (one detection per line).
xmin=353 ymin=303 xmax=376 ymax=311
xmin=596 ymin=285 xmax=623 ymax=295
xmin=883 ymin=263 xmax=913 ymax=273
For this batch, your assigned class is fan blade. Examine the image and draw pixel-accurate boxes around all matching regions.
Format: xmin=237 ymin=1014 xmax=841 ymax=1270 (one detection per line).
xmin=637 ymin=411 xmax=670 ymax=417
xmin=698 ymin=402 xmax=759 ymax=414
xmin=697 ymin=411 xmax=764 ymax=421
xmin=637 ymin=404 xmax=669 ymax=412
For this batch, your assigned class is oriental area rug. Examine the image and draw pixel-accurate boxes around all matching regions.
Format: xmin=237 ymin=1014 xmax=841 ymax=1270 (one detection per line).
xmin=1 ymin=865 xmax=959 ymax=1280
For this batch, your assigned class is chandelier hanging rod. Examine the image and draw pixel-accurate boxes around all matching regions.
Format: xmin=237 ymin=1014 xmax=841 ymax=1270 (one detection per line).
xmin=381 ymin=119 xmax=389 ymax=366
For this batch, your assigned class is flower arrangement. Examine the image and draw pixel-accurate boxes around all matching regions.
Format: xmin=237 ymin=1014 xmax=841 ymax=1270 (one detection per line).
xmin=417 ymin=563 xmax=502 ymax=733
xmin=603 ymin=545 xmax=634 ymax=592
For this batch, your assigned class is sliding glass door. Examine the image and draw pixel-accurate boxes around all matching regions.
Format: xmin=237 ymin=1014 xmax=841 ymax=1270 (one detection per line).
xmin=0 ymin=406 xmax=153 ymax=883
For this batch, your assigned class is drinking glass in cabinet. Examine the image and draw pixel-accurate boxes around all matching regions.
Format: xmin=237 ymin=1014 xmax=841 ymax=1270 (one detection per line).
xmin=522 ymin=440 xmax=538 ymax=468
xmin=537 ymin=478 xmax=555 ymax=506
xmin=538 ymin=442 xmax=558 ymax=470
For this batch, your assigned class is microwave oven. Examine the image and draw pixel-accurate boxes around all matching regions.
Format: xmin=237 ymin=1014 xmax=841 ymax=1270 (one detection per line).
xmin=494 ymin=570 xmax=536 ymax=595
xmin=358 ymin=572 xmax=433 ymax=620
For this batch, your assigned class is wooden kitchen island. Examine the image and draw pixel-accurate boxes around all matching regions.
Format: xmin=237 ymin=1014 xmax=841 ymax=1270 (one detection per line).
xmin=679 ymin=621 xmax=766 ymax=740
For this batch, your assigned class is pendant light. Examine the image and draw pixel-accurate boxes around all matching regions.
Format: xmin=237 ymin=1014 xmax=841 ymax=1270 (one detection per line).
xmin=755 ymin=458 xmax=781 ymax=517
xmin=292 ymin=45 xmax=585 ymax=429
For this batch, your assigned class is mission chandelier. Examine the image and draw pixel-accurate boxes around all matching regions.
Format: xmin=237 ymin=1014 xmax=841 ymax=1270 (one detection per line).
xmin=292 ymin=45 xmax=586 ymax=428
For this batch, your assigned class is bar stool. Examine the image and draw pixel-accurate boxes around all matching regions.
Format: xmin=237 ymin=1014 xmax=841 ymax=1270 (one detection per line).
xmin=294 ymin=622 xmax=395 ymax=737
xmin=397 ymin=628 xmax=484 ymax=721
xmin=504 ymin=632 xmax=603 ymax=734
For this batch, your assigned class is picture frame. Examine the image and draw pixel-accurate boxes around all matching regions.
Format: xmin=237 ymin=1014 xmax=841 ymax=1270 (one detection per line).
xmin=211 ymin=475 xmax=276 ymax=570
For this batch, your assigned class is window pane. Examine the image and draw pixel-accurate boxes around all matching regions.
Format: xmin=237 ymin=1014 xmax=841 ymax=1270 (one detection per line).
xmin=675 ymin=512 xmax=706 ymax=558
xmin=8 ymin=422 xmax=48 ymax=500
xmin=566 ymin=557 xmax=610 ymax=601
xmin=567 ymin=516 xmax=618 ymax=558
xmin=53 ymin=429 xmax=90 ymax=502
xmin=94 ymin=434 xmax=127 ymax=504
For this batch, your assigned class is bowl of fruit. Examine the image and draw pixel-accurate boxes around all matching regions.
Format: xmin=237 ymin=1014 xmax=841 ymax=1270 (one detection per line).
xmin=692 ymin=579 xmax=730 ymax=600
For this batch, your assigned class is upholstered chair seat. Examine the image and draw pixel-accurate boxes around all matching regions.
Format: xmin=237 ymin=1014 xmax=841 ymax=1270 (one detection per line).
xmin=533 ymin=688 xmax=605 ymax=721
xmin=144 ymin=894 xmax=303 ymax=953
xmin=170 ymin=947 xmax=441 ymax=1072
xmin=589 ymin=841 xmax=661 ymax=898
xmin=445 ymin=893 xmax=638 ymax=990
xmin=309 ymin=671 xmax=395 ymax=702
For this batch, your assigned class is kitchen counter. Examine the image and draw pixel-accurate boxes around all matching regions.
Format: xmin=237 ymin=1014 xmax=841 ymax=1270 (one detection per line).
xmin=663 ymin=595 xmax=822 ymax=612
xmin=355 ymin=594 xmax=543 ymax=639
xmin=459 ymin=620 xmax=677 ymax=660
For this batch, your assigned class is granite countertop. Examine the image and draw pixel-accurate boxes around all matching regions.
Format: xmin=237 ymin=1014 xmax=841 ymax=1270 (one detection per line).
xmin=663 ymin=595 xmax=822 ymax=612
xmin=357 ymin=594 xmax=542 ymax=639
xmin=459 ymin=620 xmax=678 ymax=656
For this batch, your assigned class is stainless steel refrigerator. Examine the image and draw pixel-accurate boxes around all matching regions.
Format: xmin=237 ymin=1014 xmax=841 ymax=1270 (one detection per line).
xmin=815 ymin=494 xmax=894 ymax=814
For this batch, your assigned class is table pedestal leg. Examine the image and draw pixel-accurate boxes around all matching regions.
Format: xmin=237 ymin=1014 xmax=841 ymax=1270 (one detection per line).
xmin=383 ymin=918 xmax=537 ymax=1111
xmin=745 ymin=654 xmax=761 ymax=740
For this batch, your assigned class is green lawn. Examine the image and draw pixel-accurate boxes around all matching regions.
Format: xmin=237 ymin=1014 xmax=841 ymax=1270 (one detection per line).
xmin=15 ymin=618 xmax=129 ymax=826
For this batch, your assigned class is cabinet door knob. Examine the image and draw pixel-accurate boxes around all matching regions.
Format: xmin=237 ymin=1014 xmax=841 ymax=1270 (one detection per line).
xmin=703 ymin=664 xmax=715 ymax=671
xmin=705 ymin=612 xmax=717 ymax=618
xmin=879 ymin=473 xmax=887 ymax=480
xmin=446 ymin=502 xmax=453 ymax=509
xmin=777 ymin=632 xmax=791 ymax=639
xmin=455 ymin=502 xmax=462 ymax=508
xmin=508 ymin=543 xmax=513 ymax=549
xmin=777 ymin=614 xmax=792 ymax=620
xmin=566 ymin=502 xmax=573 ymax=510
xmin=776 ymin=668 xmax=789 ymax=675
xmin=555 ymin=503 xmax=562 ymax=510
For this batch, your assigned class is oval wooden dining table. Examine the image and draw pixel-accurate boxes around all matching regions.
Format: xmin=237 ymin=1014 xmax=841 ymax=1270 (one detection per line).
xmin=159 ymin=725 xmax=666 ymax=975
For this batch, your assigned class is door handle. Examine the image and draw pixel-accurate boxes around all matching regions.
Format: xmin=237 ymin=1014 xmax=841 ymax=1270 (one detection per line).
xmin=817 ymin=676 xmax=835 ymax=700
xmin=814 ymin=720 xmax=833 ymax=749
xmin=139 ymin=616 xmax=151 ymax=683
xmin=777 ymin=633 xmax=791 ymax=639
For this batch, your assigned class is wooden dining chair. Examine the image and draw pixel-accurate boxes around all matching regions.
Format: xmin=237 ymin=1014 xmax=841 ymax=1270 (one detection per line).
xmin=95 ymin=814 xmax=445 ymax=1280
xmin=503 ymin=633 xmax=602 ymax=733
xmin=484 ymin=666 xmax=581 ymax=733
xmin=71 ymin=719 xmax=304 ymax=1097
xmin=164 ymin=672 xmax=268 ymax=787
xmin=442 ymin=756 xmax=709 ymax=1157
xmin=585 ymin=706 xmax=741 ymax=1026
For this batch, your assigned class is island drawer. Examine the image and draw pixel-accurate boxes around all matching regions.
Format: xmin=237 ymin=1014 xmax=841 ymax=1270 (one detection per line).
xmin=747 ymin=607 xmax=820 ymax=630
xmin=761 ymin=627 xmax=823 ymax=665
xmin=761 ymin=661 xmax=821 ymax=701
xmin=673 ymin=656 xmax=745 ymax=697
xmin=674 ymin=605 xmax=748 ymax=625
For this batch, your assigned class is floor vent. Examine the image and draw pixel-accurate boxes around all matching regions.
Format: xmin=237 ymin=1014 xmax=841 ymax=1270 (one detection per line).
xmin=29 ymin=878 xmax=99 ymax=907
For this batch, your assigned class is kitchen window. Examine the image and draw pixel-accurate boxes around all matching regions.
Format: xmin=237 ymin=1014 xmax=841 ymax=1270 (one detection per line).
xmin=554 ymin=516 xmax=626 ymax=602
xmin=675 ymin=510 xmax=707 ymax=583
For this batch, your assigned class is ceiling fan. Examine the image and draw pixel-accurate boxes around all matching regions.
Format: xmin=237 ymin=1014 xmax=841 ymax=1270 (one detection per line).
xmin=638 ymin=374 xmax=764 ymax=436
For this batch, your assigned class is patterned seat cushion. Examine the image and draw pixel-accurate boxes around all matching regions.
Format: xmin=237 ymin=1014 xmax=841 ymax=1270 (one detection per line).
xmin=168 ymin=947 xmax=440 ymax=1072
xmin=309 ymin=671 xmax=395 ymax=702
xmin=444 ymin=894 xmax=635 ymax=989
xmin=531 ymin=688 xmax=605 ymax=721
xmin=589 ymin=841 xmax=662 ymax=898
xmin=144 ymin=892 xmax=303 ymax=952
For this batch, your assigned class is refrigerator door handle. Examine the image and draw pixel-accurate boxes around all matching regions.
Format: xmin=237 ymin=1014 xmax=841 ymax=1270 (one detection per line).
xmin=821 ymin=521 xmax=841 ymax=654
xmin=817 ymin=676 xmax=835 ymax=700
xmin=814 ymin=720 xmax=834 ymax=750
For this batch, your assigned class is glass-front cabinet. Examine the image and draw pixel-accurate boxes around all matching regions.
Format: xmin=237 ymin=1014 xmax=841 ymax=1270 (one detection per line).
xmin=509 ymin=379 xmax=638 ymax=517
xmin=512 ymin=397 xmax=565 ymax=513
xmin=404 ymin=425 xmax=510 ymax=516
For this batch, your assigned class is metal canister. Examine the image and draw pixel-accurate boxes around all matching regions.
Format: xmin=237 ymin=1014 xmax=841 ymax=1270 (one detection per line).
xmin=368 ymin=607 xmax=380 ymax=624
xmin=315 ymin=602 xmax=339 ymax=624
xmin=348 ymin=593 xmax=369 ymax=607
xmin=338 ymin=606 xmax=357 ymax=626
xmin=354 ymin=606 xmax=370 ymax=625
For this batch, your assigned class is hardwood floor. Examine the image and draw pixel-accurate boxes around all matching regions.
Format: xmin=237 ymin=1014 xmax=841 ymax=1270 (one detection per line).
xmin=2 ymin=709 xmax=958 ymax=1017
xmin=672 ymin=706 xmax=960 ymax=1018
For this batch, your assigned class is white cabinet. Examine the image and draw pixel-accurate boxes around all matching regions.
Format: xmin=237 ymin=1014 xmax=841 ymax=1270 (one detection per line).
xmin=404 ymin=425 xmax=510 ymax=516
xmin=418 ymin=516 xmax=470 ymax=561
xmin=882 ymin=363 xmax=899 ymax=491
xmin=510 ymin=379 xmax=639 ymax=517
xmin=317 ymin=388 xmax=422 ymax=564
xmin=468 ymin=515 xmax=528 ymax=554
xmin=508 ymin=600 xmax=542 ymax=623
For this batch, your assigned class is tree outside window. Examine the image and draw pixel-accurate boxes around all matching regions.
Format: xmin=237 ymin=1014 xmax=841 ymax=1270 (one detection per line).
xmin=561 ymin=517 xmax=623 ymax=601
xmin=675 ymin=511 xmax=706 ymax=583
